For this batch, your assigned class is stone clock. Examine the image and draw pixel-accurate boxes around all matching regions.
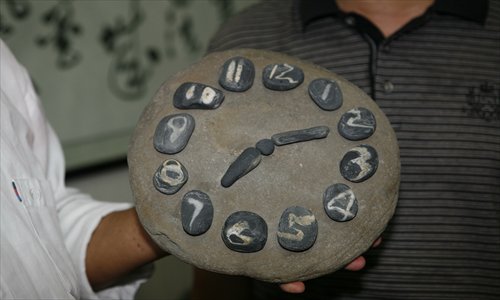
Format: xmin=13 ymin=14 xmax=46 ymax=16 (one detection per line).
xmin=128 ymin=49 xmax=400 ymax=283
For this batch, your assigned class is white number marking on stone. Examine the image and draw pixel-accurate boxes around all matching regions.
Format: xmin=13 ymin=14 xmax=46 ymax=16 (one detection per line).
xmin=226 ymin=220 xmax=252 ymax=245
xmin=349 ymin=147 xmax=373 ymax=181
xmin=327 ymin=190 xmax=356 ymax=221
xmin=167 ymin=116 xmax=187 ymax=143
xmin=277 ymin=213 xmax=315 ymax=241
xmin=321 ymin=83 xmax=332 ymax=101
xmin=185 ymin=85 xmax=196 ymax=99
xmin=269 ymin=63 xmax=298 ymax=84
xmin=187 ymin=197 xmax=203 ymax=230
xmin=159 ymin=160 xmax=185 ymax=185
xmin=346 ymin=109 xmax=373 ymax=129
xmin=201 ymin=87 xmax=216 ymax=104
xmin=225 ymin=59 xmax=244 ymax=83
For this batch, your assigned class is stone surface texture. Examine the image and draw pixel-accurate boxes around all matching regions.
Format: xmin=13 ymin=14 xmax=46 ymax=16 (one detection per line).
xmin=128 ymin=49 xmax=400 ymax=283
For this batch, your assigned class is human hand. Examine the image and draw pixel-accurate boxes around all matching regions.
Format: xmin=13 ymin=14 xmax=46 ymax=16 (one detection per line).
xmin=279 ymin=237 xmax=382 ymax=294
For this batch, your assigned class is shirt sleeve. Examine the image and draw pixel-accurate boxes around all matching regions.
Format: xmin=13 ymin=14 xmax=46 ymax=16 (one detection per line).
xmin=0 ymin=39 xmax=152 ymax=299
xmin=56 ymin=187 xmax=153 ymax=300
xmin=39 ymin=67 xmax=152 ymax=300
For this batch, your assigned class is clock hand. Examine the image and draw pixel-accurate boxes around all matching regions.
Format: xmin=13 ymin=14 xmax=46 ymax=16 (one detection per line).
xmin=271 ymin=125 xmax=330 ymax=146
xmin=221 ymin=147 xmax=261 ymax=188
xmin=221 ymin=126 xmax=330 ymax=188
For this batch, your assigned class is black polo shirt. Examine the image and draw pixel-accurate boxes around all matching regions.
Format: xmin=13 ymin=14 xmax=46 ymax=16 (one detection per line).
xmin=209 ymin=1 xmax=500 ymax=299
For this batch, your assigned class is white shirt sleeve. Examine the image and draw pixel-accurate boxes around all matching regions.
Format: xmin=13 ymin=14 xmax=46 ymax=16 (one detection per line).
xmin=0 ymin=39 xmax=152 ymax=299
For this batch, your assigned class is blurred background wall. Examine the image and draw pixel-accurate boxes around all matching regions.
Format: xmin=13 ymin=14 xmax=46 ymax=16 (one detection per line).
xmin=1 ymin=0 xmax=258 ymax=299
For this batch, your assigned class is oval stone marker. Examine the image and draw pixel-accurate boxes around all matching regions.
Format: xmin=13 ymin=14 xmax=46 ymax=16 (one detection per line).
xmin=277 ymin=206 xmax=318 ymax=252
xmin=153 ymin=159 xmax=188 ymax=195
xmin=255 ymin=139 xmax=275 ymax=156
xmin=222 ymin=211 xmax=268 ymax=253
xmin=181 ymin=190 xmax=214 ymax=236
xmin=174 ymin=82 xmax=224 ymax=109
xmin=308 ymin=78 xmax=343 ymax=111
xmin=338 ymin=107 xmax=376 ymax=140
xmin=271 ymin=126 xmax=330 ymax=146
xmin=340 ymin=145 xmax=379 ymax=183
xmin=154 ymin=113 xmax=195 ymax=154
xmin=323 ymin=183 xmax=358 ymax=222
xmin=262 ymin=63 xmax=304 ymax=91
xmin=219 ymin=56 xmax=255 ymax=92
xmin=221 ymin=147 xmax=262 ymax=188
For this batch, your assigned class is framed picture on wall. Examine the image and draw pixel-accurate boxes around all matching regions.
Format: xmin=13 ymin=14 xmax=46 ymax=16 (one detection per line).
xmin=1 ymin=0 xmax=256 ymax=171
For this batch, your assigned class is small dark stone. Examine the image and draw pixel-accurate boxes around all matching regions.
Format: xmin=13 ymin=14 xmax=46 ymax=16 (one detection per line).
xmin=277 ymin=206 xmax=318 ymax=252
xmin=308 ymin=78 xmax=343 ymax=111
xmin=340 ymin=145 xmax=378 ymax=183
xmin=221 ymin=147 xmax=262 ymax=188
xmin=181 ymin=190 xmax=214 ymax=236
xmin=173 ymin=82 xmax=224 ymax=109
xmin=153 ymin=159 xmax=188 ymax=194
xmin=271 ymin=126 xmax=330 ymax=146
xmin=338 ymin=107 xmax=376 ymax=140
xmin=255 ymin=139 xmax=275 ymax=156
xmin=219 ymin=56 xmax=255 ymax=92
xmin=222 ymin=211 xmax=268 ymax=253
xmin=323 ymin=183 xmax=358 ymax=222
xmin=262 ymin=63 xmax=304 ymax=91
xmin=153 ymin=113 xmax=195 ymax=154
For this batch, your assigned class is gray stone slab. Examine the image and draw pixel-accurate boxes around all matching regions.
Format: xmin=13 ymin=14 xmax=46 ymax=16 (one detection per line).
xmin=129 ymin=49 xmax=400 ymax=283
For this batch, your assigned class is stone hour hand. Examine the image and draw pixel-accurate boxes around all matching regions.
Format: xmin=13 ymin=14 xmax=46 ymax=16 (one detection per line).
xmin=221 ymin=126 xmax=330 ymax=188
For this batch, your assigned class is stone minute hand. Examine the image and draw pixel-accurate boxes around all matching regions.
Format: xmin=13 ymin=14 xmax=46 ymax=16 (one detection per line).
xmin=220 ymin=126 xmax=330 ymax=188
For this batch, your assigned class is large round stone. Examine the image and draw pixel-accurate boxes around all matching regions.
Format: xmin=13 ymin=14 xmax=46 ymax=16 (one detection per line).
xmin=129 ymin=49 xmax=400 ymax=283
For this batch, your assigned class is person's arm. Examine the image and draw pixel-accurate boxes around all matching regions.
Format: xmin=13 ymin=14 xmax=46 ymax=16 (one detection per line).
xmin=86 ymin=208 xmax=167 ymax=291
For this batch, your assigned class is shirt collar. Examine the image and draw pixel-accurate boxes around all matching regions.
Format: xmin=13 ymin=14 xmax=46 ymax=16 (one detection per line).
xmin=299 ymin=0 xmax=489 ymax=28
